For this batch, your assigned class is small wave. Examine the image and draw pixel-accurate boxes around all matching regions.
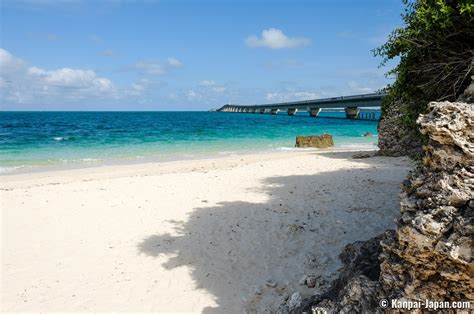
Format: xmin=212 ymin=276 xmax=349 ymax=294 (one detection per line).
xmin=53 ymin=136 xmax=76 ymax=141
xmin=276 ymin=147 xmax=301 ymax=151
xmin=0 ymin=165 xmax=25 ymax=174
xmin=58 ymin=158 xmax=102 ymax=164
xmin=81 ymin=158 xmax=101 ymax=162
xmin=0 ymin=167 xmax=14 ymax=174
xmin=217 ymin=151 xmax=237 ymax=155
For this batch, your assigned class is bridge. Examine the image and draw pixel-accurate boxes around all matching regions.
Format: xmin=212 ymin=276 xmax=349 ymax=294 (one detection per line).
xmin=217 ymin=92 xmax=386 ymax=120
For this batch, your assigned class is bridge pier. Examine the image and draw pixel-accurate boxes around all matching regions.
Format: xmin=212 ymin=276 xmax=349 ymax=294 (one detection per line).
xmin=345 ymin=106 xmax=360 ymax=119
xmin=216 ymin=93 xmax=385 ymax=116
xmin=288 ymin=108 xmax=298 ymax=116
xmin=309 ymin=107 xmax=321 ymax=117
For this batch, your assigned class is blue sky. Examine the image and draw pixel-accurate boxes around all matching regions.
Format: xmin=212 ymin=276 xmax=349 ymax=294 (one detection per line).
xmin=0 ymin=0 xmax=404 ymax=111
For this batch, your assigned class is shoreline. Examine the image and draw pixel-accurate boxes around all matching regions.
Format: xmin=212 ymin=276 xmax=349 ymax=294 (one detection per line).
xmin=1 ymin=149 xmax=412 ymax=312
xmin=0 ymin=144 xmax=378 ymax=177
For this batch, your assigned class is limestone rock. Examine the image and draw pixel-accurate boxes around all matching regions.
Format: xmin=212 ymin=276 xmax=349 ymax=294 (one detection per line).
xmin=337 ymin=276 xmax=382 ymax=313
xmin=380 ymin=101 xmax=474 ymax=301
xmin=292 ymin=101 xmax=473 ymax=313
xmin=295 ymin=134 xmax=334 ymax=148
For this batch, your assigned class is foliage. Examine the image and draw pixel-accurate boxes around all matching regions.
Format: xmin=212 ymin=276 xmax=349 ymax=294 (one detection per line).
xmin=374 ymin=0 xmax=474 ymax=130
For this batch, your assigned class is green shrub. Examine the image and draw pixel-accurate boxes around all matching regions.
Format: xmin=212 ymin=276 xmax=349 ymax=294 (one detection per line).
xmin=374 ymin=0 xmax=473 ymax=130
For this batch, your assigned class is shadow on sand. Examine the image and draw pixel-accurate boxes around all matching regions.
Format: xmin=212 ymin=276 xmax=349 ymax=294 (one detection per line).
xmin=138 ymin=152 xmax=410 ymax=312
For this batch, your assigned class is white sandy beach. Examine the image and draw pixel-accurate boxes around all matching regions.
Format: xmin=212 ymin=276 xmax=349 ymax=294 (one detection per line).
xmin=1 ymin=150 xmax=411 ymax=312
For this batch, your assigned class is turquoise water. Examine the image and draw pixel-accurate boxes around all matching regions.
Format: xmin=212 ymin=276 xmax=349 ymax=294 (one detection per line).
xmin=0 ymin=111 xmax=380 ymax=173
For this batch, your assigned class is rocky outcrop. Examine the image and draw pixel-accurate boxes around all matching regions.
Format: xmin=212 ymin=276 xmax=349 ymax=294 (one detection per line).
xmin=379 ymin=101 xmax=473 ymax=301
xmin=295 ymin=134 xmax=334 ymax=148
xmin=378 ymin=102 xmax=422 ymax=157
xmin=292 ymin=101 xmax=473 ymax=313
xmin=292 ymin=233 xmax=389 ymax=313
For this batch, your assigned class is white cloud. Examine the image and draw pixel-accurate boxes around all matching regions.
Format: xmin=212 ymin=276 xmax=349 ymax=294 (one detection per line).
xmin=184 ymin=80 xmax=231 ymax=105
xmin=27 ymin=67 xmax=113 ymax=92
xmin=0 ymin=48 xmax=25 ymax=70
xmin=167 ymin=57 xmax=182 ymax=67
xmin=245 ymin=28 xmax=310 ymax=49
xmin=0 ymin=48 xmax=146 ymax=105
xmin=0 ymin=49 xmax=183 ymax=107
xmin=125 ymin=83 xmax=146 ymax=96
xmin=124 ymin=78 xmax=158 ymax=97
xmin=130 ymin=57 xmax=183 ymax=75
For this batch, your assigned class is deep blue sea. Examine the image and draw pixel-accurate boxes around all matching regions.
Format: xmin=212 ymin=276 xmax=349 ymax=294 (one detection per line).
xmin=0 ymin=111 xmax=380 ymax=173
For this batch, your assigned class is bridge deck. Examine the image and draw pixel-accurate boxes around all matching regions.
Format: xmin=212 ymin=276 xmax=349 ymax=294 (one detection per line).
xmin=218 ymin=92 xmax=386 ymax=111
xmin=216 ymin=92 xmax=385 ymax=120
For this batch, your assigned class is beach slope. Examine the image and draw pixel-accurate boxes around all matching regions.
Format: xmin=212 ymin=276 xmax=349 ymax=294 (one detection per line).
xmin=1 ymin=150 xmax=411 ymax=312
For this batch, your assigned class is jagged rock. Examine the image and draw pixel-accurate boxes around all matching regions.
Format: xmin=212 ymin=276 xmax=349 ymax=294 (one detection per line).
xmin=295 ymin=134 xmax=334 ymax=148
xmin=292 ymin=101 xmax=473 ymax=313
xmin=378 ymin=102 xmax=422 ymax=157
xmin=292 ymin=233 xmax=387 ymax=313
xmin=380 ymin=101 xmax=474 ymax=302
xmin=306 ymin=276 xmax=317 ymax=288
xmin=337 ymin=276 xmax=382 ymax=313
xmin=288 ymin=292 xmax=302 ymax=310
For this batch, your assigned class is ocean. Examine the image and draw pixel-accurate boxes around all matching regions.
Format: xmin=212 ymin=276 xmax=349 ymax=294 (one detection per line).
xmin=0 ymin=111 xmax=380 ymax=173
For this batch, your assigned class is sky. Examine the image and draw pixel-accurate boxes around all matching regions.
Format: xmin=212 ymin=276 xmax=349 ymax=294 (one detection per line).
xmin=0 ymin=0 xmax=404 ymax=111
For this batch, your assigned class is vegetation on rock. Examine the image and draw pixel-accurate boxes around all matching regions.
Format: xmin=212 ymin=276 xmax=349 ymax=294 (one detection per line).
xmin=375 ymin=0 xmax=473 ymax=134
